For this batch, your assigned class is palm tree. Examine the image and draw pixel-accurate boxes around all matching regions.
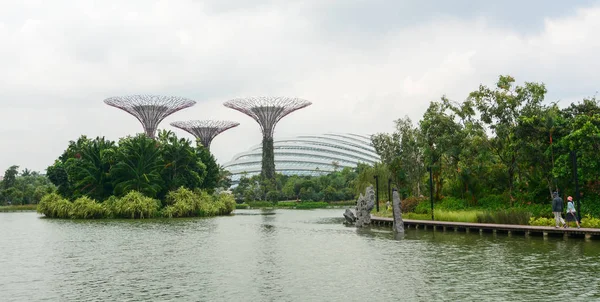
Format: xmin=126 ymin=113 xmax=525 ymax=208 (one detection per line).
xmin=111 ymin=134 xmax=164 ymax=197
xmin=21 ymin=168 xmax=32 ymax=177
xmin=157 ymin=130 xmax=204 ymax=192
xmin=69 ymin=137 xmax=116 ymax=200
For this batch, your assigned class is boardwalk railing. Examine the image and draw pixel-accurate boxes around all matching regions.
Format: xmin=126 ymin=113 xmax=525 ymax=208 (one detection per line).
xmin=371 ymin=216 xmax=600 ymax=240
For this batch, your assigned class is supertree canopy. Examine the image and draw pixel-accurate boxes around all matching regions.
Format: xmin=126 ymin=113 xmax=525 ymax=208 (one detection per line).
xmin=104 ymin=95 xmax=196 ymax=139
xmin=223 ymin=96 xmax=311 ymax=180
xmin=170 ymin=120 xmax=240 ymax=150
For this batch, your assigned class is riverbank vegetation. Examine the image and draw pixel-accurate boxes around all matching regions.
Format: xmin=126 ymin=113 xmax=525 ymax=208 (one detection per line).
xmin=0 ymin=204 xmax=38 ymax=212
xmin=35 ymin=130 xmax=234 ymax=219
xmin=0 ymin=166 xmax=56 ymax=205
xmin=369 ymin=75 xmax=600 ymax=221
xmin=37 ymin=188 xmax=235 ymax=219
xmin=235 ymin=200 xmax=355 ymax=209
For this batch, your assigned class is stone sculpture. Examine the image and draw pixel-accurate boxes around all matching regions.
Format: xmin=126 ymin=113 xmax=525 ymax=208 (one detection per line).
xmin=343 ymin=208 xmax=356 ymax=224
xmin=355 ymin=185 xmax=375 ymax=227
xmin=342 ymin=185 xmax=376 ymax=227
xmin=392 ymin=189 xmax=404 ymax=233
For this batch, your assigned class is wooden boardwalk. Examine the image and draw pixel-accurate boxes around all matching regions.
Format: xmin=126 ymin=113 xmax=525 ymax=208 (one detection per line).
xmin=371 ymin=216 xmax=600 ymax=240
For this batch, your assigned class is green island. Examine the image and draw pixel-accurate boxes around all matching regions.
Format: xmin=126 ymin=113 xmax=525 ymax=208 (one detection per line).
xmin=1 ymin=130 xmax=235 ymax=218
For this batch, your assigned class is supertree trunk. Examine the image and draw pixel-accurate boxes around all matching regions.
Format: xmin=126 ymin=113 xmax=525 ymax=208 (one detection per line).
xmin=262 ymin=136 xmax=275 ymax=179
xmin=223 ymin=96 xmax=311 ymax=180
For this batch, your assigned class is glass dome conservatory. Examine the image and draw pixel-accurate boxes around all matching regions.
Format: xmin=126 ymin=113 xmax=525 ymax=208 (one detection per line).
xmin=223 ymin=133 xmax=380 ymax=183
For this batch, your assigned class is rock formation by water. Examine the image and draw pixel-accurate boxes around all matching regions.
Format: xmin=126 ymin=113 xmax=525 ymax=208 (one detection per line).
xmin=392 ymin=189 xmax=404 ymax=233
xmin=343 ymin=208 xmax=356 ymax=224
xmin=355 ymin=185 xmax=375 ymax=227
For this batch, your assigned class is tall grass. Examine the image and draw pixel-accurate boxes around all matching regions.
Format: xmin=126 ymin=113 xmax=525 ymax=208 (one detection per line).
xmin=36 ymin=187 xmax=236 ymax=219
xmin=0 ymin=204 xmax=37 ymax=212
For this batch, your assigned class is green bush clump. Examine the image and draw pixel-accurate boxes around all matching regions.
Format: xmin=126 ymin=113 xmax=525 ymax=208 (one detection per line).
xmin=37 ymin=187 xmax=235 ymax=219
xmin=215 ymin=192 xmax=236 ymax=215
xmin=295 ymin=202 xmax=328 ymax=209
xmin=37 ymin=193 xmax=72 ymax=218
xmin=529 ymin=217 xmax=554 ymax=226
xmin=70 ymin=196 xmax=104 ymax=219
xmin=437 ymin=197 xmax=467 ymax=211
xmin=414 ymin=200 xmax=431 ymax=214
xmin=581 ymin=214 xmax=600 ymax=228
xmin=236 ymin=203 xmax=250 ymax=209
xmin=477 ymin=195 xmax=509 ymax=210
xmin=277 ymin=201 xmax=297 ymax=208
xmin=162 ymin=187 xmax=201 ymax=218
xmin=112 ymin=191 xmax=160 ymax=219
xmin=247 ymin=201 xmax=275 ymax=208
xmin=401 ymin=196 xmax=426 ymax=213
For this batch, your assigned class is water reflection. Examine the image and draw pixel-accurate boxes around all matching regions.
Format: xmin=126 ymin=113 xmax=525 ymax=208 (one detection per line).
xmin=1 ymin=210 xmax=600 ymax=301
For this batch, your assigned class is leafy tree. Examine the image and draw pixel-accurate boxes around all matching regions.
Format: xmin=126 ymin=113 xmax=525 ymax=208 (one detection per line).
xmin=157 ymin=130 xmax=206 ymax=195
xmin=2 ymin=165 xmax=19 ymax=190
xmin=469 ymin=75 xmax=547 ymax=199
xmin=111 ymin=134 xmax=164 ymax=198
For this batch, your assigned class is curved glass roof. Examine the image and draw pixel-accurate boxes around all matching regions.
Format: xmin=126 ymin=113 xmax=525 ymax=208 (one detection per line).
xmin=223 ymin=133 xmax=380 ymax=182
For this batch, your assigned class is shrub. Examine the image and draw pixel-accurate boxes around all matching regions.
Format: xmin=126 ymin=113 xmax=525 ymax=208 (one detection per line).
xmin=529 ymin=217 xmax=554 ymax=226
xmin=236 ymin=203 xmax=250 ymax=209
xmin=113 ymin=191 xmax=160 ymax=219
xmin=70 ymin=196 xmax=104 ymax=219
xmin=437 ymin=197 xmax=467 ymax=211
xmin=277 ymin=201 xmax=297 ymax=208
xmin=581 ymin=214 xmax=600 ymax=228
xmin=37 ymin=193 xmax=62 ymax=217
xmin=295 ymin=202 xmax=328 ymax=209
xmin=414 ymin=200 xmax=431 ymax=214
xmin=401 ymin=196 xmax=426 ymax=213
xmin=162 ymin=187 xmax=201 ymax=217
xmin=37 ymin=193 xmax=72 ymax=218
xmin=477 ymin=194 xmax=509 ymax=210
xmin=216 ymin=192 xmax=236 ymax=215
xmin=581 ymin=199 xmax=600 ymax=218
xmin=247 ymin=201 xmax=275 ymax=208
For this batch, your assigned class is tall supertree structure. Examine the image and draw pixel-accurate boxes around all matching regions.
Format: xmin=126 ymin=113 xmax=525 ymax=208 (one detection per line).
xmin=170 ymin=120 xmax=240 ymax=150
xmin=104 ymin=95 xmax=196 ymax=139
xmin=223 ymin=96 xmax=312 ymax=180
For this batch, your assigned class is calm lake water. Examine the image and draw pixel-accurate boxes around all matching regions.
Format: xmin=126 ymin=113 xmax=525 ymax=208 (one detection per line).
xmin=1 ymin=209 xmax=599 ymax=301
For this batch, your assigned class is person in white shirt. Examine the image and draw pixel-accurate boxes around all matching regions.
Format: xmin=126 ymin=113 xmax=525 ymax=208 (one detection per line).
xmin=566 ymin=196 xmax=580 ymax=229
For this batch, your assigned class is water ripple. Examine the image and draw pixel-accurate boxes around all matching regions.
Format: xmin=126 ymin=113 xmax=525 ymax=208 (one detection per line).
xmin=1 ymin=211 xmax=599 ymax=301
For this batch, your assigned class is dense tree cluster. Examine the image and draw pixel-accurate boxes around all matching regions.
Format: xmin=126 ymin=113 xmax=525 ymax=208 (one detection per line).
xmin=0 ymin=166 xmax=56 ymax=205
xmin=45 ymin=130 xmax=228 ymax=202
xmin=232 ymin=163 xmax=394 ymax=203
xmin=372 ymin=75 xmax=600 ymax=215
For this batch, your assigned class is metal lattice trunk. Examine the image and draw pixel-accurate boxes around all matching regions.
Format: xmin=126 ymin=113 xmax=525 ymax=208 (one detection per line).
xmin=104 ymin=95 xmax=196 ymax=139
xmin=170 ymin=120 xmax=240 ymax=150
xmin=223 ymin=96 xmax=311 ymax=179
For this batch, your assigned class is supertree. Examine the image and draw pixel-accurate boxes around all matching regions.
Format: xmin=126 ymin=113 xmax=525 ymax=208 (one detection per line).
xmin=104 ymin=95 xmax=196 ymax=139
xmin=223 ymin=96 xmax=312 ymax=180
xmin=170 ymin=120 xmax=240 ymax=150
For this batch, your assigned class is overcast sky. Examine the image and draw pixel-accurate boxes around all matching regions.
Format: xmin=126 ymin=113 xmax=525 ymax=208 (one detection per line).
xmin=1 ymin=0 xmax=600 ymax=174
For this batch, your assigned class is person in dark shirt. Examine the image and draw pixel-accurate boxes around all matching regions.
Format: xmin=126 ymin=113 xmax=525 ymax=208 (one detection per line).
xmin=551 ymin=192 xmax=566 ymax=228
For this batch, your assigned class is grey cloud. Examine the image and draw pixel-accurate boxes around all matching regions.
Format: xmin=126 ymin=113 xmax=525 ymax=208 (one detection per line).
xmin=1 ymin=0 xmax=600 ymax=173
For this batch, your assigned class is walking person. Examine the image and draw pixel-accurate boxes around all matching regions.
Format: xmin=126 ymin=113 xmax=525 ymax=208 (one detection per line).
xmin=565 ymin=196 xmax=580 ymax=229
xmin=552 ymin=192 xmax=566 ymax=228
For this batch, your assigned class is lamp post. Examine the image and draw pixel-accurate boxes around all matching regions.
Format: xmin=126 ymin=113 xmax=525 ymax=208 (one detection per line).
xmin=571 ymin=151 xmax=581 ymax=222
xmin=428 ymin=166 xmax=434 ymax=220
xmin=374 ymin=175 xmax=380 ymax=212
xmin=388 ymin=178 xmax=392 ymax=203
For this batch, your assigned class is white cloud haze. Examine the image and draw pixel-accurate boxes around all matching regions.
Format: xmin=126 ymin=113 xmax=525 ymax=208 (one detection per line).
xmin=1 ymin=0 xmax=600 ymax=173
